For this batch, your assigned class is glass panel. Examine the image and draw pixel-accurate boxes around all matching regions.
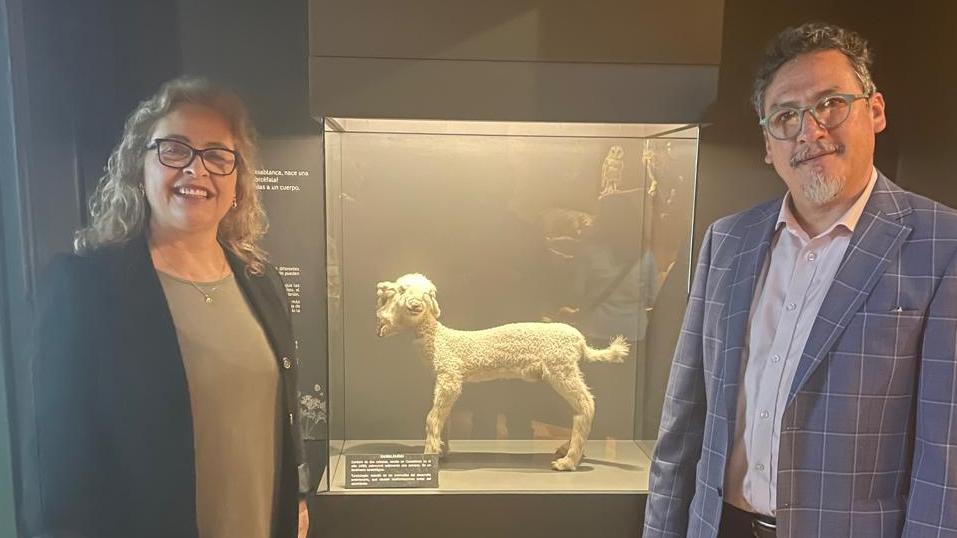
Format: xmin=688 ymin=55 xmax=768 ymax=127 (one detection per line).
xmin=633 ymin=135 xmax=698 ymax=440
xmin=323 ymin=128 xmax=346 ymax=492
xmin=324 ymin=118 xmax=698 ymax=493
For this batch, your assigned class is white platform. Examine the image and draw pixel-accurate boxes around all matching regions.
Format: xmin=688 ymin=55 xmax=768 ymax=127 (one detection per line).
xmin=325 ymin=439 xmax=656 ymax=495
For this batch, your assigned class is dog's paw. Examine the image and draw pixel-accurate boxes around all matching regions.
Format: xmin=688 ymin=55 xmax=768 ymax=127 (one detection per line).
xmin=550 ymin=456 xmax=577 ymax=471
xmin=424 ymin=441 xmax=443 ymax=455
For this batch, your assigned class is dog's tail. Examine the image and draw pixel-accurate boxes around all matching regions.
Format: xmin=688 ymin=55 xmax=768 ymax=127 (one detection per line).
xmin=582 ymin=335 xmax=629 ymax=363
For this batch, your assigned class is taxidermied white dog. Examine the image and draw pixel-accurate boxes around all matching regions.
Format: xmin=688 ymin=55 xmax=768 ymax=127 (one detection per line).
xmin=376 ymin=273 xmax=629 ymax=471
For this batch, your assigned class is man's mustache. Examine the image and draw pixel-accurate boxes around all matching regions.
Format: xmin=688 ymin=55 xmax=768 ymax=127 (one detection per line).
xmin=790 ymin=142 xmax=844 ymax=168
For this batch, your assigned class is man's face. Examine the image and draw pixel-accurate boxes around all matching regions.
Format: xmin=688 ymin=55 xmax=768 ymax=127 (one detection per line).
xmin=761 ymin=50 xmax=887 ymax=211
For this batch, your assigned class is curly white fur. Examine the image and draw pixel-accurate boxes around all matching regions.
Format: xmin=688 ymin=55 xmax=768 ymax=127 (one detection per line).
xmin=376 ymin=273 xmax=629 ymax=471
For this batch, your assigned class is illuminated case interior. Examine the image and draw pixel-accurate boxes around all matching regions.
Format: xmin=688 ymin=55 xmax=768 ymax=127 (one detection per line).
xmin=319 ymin=117 xmax=698 ymax=494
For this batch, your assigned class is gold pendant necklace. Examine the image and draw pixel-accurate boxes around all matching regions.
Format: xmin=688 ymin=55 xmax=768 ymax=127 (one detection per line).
xmin=188 ymin=280 xmax=219 ymax=304
xmin=153 ymin=244 xmax=230 ymax=304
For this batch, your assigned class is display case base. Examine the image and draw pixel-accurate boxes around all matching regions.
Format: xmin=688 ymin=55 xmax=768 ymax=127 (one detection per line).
xmin=309 ymin=490 xmax=648 ymax=538
xmin=327 ymin=438 xmax=654 ymax=494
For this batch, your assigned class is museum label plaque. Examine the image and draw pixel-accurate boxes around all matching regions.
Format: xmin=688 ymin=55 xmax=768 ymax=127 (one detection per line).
xmin=345 ymin=453 xmax=439 ymax=489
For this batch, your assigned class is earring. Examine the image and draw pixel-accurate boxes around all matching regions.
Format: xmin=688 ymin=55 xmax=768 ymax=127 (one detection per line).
xmin=137 ymin=184 xmax=145 ymax=193
xmin=232 ymin=198 xmax=238 ymax=209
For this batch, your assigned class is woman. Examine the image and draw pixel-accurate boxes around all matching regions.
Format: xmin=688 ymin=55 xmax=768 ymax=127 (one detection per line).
xmin=32 ymin=77 xmax=310 ymax=538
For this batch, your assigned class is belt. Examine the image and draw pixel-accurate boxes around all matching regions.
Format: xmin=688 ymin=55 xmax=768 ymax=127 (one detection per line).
xmin=719 ymin=502 xmax=776 ymax=538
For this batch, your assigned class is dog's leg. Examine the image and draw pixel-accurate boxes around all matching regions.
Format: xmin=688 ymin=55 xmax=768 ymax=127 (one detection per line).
xmin=553 ymin=439 xmax=588 ymax=459
xmin=441 ymin=417 xmax=451 ymax=457
xmin=424 ymin=375 xmax=462 ymax=456
xmin=545 ymin=371 xmax=595 ymax=471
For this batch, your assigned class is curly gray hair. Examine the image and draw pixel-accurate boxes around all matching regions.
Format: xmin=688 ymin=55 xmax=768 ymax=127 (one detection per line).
xmin=752 ymin=22 xmax=877 ymax=118
xmin=74 ymin=76 xmax=268 ymax=274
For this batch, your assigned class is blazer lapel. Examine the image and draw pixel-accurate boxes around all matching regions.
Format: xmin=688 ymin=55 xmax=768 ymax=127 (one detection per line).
xmin=721 ymin=207 xmax=779 ymax=432
xmin=228 ymin=256 xmax=293 ymax=362
xmin=786 ymin=174 xmax=913 ymax=404
xmin=112 ymin=236 xmax=187 ymax=384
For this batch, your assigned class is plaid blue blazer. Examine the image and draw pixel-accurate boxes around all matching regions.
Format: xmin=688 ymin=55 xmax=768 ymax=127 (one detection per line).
xmin=643 ymin=173 xmax=957 ymax=538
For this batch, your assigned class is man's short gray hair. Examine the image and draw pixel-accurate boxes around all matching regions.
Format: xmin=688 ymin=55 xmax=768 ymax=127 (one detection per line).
xmin=752 ymin=22 xmax=877 ymax=118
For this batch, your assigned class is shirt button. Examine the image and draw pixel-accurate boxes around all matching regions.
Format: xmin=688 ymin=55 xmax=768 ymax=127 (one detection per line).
xmin=755 ymin=463 xmax=765 ymax=471
xmin=807 ymin=251 xmax=817 ymax=262
xmin=786 ymin=303 xmax=797 ymax=311
xmin=771 ymin=354 xmax=781 ymax=362
xmin=760 ymin=411 xmax=770 ymax=419
xmin=282 ymin=357 xmax=292 ymax=369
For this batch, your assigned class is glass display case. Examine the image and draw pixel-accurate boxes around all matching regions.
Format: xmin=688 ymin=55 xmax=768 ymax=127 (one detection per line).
xmin=320 ymin=118 xmax=698 ymax=494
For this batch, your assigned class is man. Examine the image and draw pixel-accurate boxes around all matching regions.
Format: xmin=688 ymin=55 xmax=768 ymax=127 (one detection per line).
xmin=643 ymin=22 xmax=957 ymax=538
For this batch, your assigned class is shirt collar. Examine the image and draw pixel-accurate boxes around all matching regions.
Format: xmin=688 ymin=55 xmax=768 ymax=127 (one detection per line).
xmin=776 ymin=166 xmax=878 ymax=241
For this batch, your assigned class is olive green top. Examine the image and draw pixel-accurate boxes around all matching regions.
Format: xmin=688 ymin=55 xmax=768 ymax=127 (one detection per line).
xmin=158 ymin=271 xmax=280 ymax=538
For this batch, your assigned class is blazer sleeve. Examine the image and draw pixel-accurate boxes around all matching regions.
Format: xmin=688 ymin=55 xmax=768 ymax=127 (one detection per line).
xmin=28 ymin=255 xmax=100 ymax=538
xmin=904 ymin=247 xmax=957 ymax=537
xmin=643 ymin=225 xmax=714 ymax=538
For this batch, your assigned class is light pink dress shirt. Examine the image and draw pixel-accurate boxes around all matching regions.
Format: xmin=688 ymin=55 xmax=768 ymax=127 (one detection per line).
xmin=724 ymin=168 xmax=879 ymax=516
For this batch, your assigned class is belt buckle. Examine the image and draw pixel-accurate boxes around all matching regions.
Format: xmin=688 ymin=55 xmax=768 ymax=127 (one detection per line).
xmin=751 ymin=517 xmax=776 ymax=537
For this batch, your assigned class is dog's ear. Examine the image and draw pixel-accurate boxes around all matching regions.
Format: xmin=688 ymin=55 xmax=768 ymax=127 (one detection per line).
xmin=425 ymin=290 xmax=441 ymax=318
xmin=377 ymin=281 xmax=396 ymax=307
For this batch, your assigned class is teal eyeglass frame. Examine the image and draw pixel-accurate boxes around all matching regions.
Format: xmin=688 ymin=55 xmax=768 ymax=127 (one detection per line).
xmin=759 ymin=92 xmax=872 ymax=140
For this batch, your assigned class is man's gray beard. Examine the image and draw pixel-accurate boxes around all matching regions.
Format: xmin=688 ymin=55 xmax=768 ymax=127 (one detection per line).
xmin=802 ymin=168 xmax=845 ymax=205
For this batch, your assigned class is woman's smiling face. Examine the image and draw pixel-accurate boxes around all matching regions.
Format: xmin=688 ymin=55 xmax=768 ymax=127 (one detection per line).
xmin=143 ymin=102 xmax=238 ymax=239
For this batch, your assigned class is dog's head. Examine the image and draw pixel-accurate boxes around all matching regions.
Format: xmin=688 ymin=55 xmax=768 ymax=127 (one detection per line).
xmin=376 ymin=273 xmax=441 ymax=337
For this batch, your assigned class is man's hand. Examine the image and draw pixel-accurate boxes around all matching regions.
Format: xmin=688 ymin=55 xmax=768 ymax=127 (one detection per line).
xmin=298 ymin=499 xmax=309 ymax=538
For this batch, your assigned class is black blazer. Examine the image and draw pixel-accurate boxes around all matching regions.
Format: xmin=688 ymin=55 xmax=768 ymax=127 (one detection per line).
xmin=29 ymin=236 xmax=309 ymax=538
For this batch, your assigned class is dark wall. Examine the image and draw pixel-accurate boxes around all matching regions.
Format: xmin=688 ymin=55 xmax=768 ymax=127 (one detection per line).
xmin=177 ymin=0 xmax=315 ymax=136
xmin=895 ymin=4 xmax=957 ymax=209
xmin=309 ymin=0 xmax=723 ymax=123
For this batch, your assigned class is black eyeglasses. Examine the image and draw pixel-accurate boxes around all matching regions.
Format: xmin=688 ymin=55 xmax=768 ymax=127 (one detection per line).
xmin=146 ymin=138 xmax=239 ymax=176
xmin=759 ymin=93 xmax=871 ymax=140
